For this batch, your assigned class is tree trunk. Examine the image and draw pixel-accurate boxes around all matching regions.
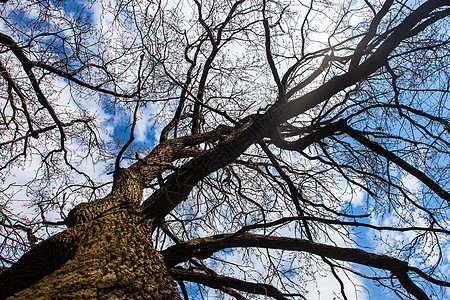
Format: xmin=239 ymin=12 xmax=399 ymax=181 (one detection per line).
xmin=0 ymin=199 xmax=181 ymax=299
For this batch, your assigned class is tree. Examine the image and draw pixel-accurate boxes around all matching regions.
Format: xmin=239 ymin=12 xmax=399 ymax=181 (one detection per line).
xmin=0 ymin=0 xmax=449 ymax=298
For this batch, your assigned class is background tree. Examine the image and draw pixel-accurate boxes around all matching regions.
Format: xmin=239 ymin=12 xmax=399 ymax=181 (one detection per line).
xmin=0 ymin=0 xmax=449 ymax=299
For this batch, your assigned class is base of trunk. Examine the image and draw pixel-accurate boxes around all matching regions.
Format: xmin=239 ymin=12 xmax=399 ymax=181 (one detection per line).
xmin=6 ymin=213 xmax=181 ymax=299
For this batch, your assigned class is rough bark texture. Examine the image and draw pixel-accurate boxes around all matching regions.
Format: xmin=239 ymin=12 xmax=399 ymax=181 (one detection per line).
xmin=0 ymin=198 xmax=181 ymax=299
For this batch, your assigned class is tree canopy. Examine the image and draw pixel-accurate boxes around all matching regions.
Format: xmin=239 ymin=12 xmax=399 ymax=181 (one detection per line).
xmin=0 ymin=0 xmax=449 ymax=299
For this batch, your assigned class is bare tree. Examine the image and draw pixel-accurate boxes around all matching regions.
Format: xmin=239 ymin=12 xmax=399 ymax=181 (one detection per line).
xmin=0 ymin=0 xmax=449 ymax=299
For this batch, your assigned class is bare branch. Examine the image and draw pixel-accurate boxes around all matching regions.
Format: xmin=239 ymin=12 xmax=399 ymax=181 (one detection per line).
xmin=169 ymin=267 xmax=291 ymax=300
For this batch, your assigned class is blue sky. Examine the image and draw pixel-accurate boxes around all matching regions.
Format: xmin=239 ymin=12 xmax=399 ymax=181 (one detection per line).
xmin=0 ymin=0 xmax=448 ymax=299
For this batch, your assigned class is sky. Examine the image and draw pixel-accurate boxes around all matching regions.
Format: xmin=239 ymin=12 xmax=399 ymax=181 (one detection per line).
xmin=0 ymin=0 xmax=449 ymax=299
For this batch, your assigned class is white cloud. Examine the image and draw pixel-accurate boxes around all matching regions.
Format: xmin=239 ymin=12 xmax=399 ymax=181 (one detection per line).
xmin=307 ymin=265 xmax=368 ymax=300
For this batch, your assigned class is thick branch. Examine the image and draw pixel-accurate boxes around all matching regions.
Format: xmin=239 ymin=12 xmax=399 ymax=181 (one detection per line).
xmin=134 ymin=125 xmax=233 ymax=186
xmin=342 ymin=123 xmax=450 ymax=202
xmin=141 ymin=116 xmax=270 ymax=226
xmin=270 ymin=119 xmax=346 ymax=152
xmin=349 ymin=0 xmax=394 ymax=70
xmin=169 ymin=267 xmax=290 ymax=300
xmin=281 ymin=0 xmax=450 ymax=123
xmin=162 ymin=233 xmax=408 ymax=270
xmin=162 ymin=233 xmax=442 ymax=299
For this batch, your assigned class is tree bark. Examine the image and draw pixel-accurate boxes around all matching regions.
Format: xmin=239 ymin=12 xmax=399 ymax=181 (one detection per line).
xmin=0 ymin=203 xmax=181 ymax=299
